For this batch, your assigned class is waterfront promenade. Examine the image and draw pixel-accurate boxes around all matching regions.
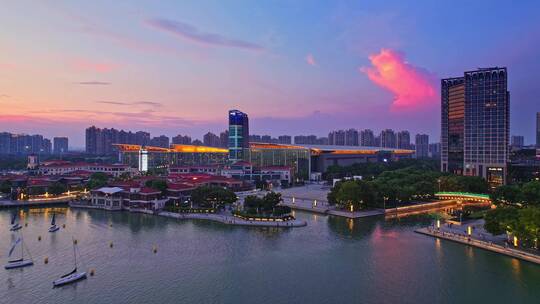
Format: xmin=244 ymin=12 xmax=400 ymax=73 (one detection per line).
xmin=0 ymin=197 xmax=73 ymax=208
xmin=69 ymin=202 xmax=307 ymax=228
xmin=416 ymin=226 xmax=540 ymax=265
xmin=159 ymin=211 xmax=307 ymax=227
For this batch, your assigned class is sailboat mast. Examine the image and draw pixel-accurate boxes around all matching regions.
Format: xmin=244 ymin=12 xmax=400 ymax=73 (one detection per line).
xmin=73 ymin=239 xmax=77 ymax=269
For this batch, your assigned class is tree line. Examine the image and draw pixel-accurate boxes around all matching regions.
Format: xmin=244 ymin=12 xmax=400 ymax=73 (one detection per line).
xmin=485 ymin=181 xmax=540 ymax=248
xmin=327 ymin=166 xmax=489 ymax=210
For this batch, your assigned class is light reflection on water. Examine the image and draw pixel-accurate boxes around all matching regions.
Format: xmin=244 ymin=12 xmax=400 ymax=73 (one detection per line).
xmin=0 ymin=207 xmax=539 ymax=304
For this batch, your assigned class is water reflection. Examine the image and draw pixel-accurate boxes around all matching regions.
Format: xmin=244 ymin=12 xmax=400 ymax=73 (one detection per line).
xmin=327 ymin=215 xmax=378 ymax=240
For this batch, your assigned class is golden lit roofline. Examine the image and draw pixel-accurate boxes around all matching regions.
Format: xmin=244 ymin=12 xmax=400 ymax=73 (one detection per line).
xmin=170 ymin=144 xmax=228 ymax=153
xmin=113 ymin=144 xmax=228 ymax=153
xmin=249 ymin=142 xmax=308 ymax=150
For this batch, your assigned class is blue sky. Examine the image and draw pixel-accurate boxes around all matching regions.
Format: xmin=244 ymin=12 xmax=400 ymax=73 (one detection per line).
xmin=1 ymin=0 xmax=539 ymax=147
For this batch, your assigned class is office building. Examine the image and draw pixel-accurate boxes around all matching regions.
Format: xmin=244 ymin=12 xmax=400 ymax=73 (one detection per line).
xmin=0 ymin=132 xmax=52 ymax=155
xmin=228 ymin=110 xmax=249 ymax=162
xmin=53 ymin=137 xmax=69 ymax=154
xmin=172 ymin=134 xmax=192 ymax=145
xmin=429 ymin=143 xmax=441 ymax=159
xmin=441 ymin=67 xmax=509 ymax=187
xmin=294 ymin=135 xmax=328 ymax=145
xmin=328 ymin=130 xmax=346 ymax=146
xmin=219 ymin=130 xmax=229 ymax=148
xmin=278 ymin=135 xmax=292 ymax=144
xmin=511 ymin=135 xmax=524 ymax=149
xmin=397 ymin=131 xmax=411 ymax=149
xmin=345 ymin=129 xmax=359 ymax=146
xmin=415 ymin=134 xmax=429 ymax=158
xmin=150 ymin=135 xmax=170 ymax=148
xmin=360 ymin=129 xmax=376 ymax=147
xmin=203 ymin=132 xmax=221 ymax=147
xmin=380 ymin=129 xmax=397 ymax=148
xmin=85 ymin=126 xmax=151 ymax=155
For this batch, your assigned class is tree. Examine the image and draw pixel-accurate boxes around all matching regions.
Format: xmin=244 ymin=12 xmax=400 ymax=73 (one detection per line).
xmin=490 ymin=185 xmax=523 ymax=207
xmin=86 ymin=172 xmax=109 ymax=189
xmin=484 ymin=207 xmax=519 ymax=236
xmin=48 ymin=182 xmax=67 ymax=195
xmin=517 ymin=207 xmax=540 ymax=245
xmin=335 ymin=181 xmax=364 ymax=210
xmin=191 ymin=185 xmax=237 ymax=208
xmin=145 ymin=179 xmax=168 ymax=194
xmin=522 ymin=181 xmax=540 ymax=206
xmin=0 ymin=180 xmax=12 ymax=194
xmin=262 ymin=192 xmax=282 ymax=212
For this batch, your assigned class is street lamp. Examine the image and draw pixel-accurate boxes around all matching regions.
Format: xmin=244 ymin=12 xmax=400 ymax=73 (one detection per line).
xmin=437 ymin=179 xmax=441 ymax=192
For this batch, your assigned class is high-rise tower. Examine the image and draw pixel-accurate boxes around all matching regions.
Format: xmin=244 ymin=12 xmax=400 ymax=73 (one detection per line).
xmin=228 ymin=110 xmax=249 ymax=162
xmin=441 ymin=67 xmax=509 ymax=187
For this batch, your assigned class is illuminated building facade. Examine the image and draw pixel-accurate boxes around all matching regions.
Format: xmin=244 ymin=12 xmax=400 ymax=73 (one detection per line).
xmin=115 ymin=142 xmax=414 ymax=182
xmin=243 ymin=143 xmax=311 ymax=181
xmin=441 ymin=67 xmax=509 ymax=187
xmin=116 ymin=144 xmax=229 ymax=172
xmin=228 ymin=110 xmax=249 ymax=162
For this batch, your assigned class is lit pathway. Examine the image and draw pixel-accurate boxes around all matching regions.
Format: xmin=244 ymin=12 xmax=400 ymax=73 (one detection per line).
xmin=416 ymin=226 xmax=540 ymax=265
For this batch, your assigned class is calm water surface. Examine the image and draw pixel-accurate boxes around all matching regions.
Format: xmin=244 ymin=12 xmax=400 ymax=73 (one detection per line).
xmin=1 ymin=208 xmax=539 ymax=304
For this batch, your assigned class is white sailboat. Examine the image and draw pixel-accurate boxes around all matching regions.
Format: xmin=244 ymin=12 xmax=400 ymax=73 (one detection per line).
xmin=9 ymin=213 xmax=22 ymax=231
xmin=4 ymin=235 xmax=34 ymax=269
xmin=48 ymin=213 xmax=59 ymax=232
xmin=53 ymin=238 xmax=87 ymax=287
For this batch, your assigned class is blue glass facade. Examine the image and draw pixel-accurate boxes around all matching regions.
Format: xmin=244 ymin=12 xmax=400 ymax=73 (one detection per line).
xmin=441 ymin=68 xmax=509 ymax=187
xmin=228 ymin=110 xmax=249 ymax=161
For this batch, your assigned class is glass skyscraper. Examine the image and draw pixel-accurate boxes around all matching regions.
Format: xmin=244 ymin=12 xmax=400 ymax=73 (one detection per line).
xmin=441 ymin=67 xmax=509 ymax=187
xmin=228 ymin=109 xmax=249 ymax=162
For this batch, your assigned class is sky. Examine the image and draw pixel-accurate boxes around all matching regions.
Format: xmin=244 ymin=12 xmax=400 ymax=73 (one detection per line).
xmin=1 ymin=0 xmax=540 ymax=148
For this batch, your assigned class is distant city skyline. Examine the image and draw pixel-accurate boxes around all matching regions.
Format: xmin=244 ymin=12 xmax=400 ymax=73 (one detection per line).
xmin=1 ymin=1 xmax=539 ymax=146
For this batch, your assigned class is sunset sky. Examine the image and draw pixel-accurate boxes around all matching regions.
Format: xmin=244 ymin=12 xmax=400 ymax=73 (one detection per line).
xmin=1 ymin=1 xmax=539 ymax=148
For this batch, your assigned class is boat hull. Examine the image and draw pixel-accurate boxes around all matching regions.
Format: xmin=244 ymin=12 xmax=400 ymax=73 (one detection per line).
xmin=53 ymin=272 xmax=87 ymax=287
xmin=4 ymin=260 xmax=33 ymax=269
xmin=49 ymin=225 xmax=60 ymax=232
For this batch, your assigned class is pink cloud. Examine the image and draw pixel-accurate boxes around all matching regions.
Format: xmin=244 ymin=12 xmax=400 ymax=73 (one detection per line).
xmin=361 ymin=49 xmax=437 ymax=111
xmin=305 ymin=53 xmax=317 ymax=66
xmin=71 ymin=59 xmax=119 ymax=73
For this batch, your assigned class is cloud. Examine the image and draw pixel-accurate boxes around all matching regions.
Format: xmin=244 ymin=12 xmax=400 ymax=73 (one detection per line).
xmin=71 ymin=59 xmax=119 ymax=73
xmin=76 ymin=81 xmax=111 ymax=85
xmin=360 ymin=49 xmax=437 ymax=111
xmin=96 ymin=101 xmax=162 ymax=107
xmin=305 ymin=54 xmax=317 ymax=66
xmin=145 ymin=18 xmax=264 ymax=51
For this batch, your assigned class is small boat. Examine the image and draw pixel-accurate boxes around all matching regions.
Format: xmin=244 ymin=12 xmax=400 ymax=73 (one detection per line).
xmin=9 ymin=213 xmax=22 ymax=231
xmin=5 ymin=258 xmax=34 ymax=269
xmin=52 ymin=268 xmax=87 ymax=287
xmin=53 ymin=238 xmax=87 ymax=287
xmin=48 ymin=213 xmax=59 ymax=232
xmin=4 ymin=236 xmax=33 ymax=270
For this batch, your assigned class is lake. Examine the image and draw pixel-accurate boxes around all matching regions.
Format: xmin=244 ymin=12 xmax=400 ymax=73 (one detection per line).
xmin=1 ymin=208 xmax=539 ymax=304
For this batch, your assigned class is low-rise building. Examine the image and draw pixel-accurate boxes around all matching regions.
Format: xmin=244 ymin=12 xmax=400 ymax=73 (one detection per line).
xmin=38 ymin=161 xmax=132 ymax=177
